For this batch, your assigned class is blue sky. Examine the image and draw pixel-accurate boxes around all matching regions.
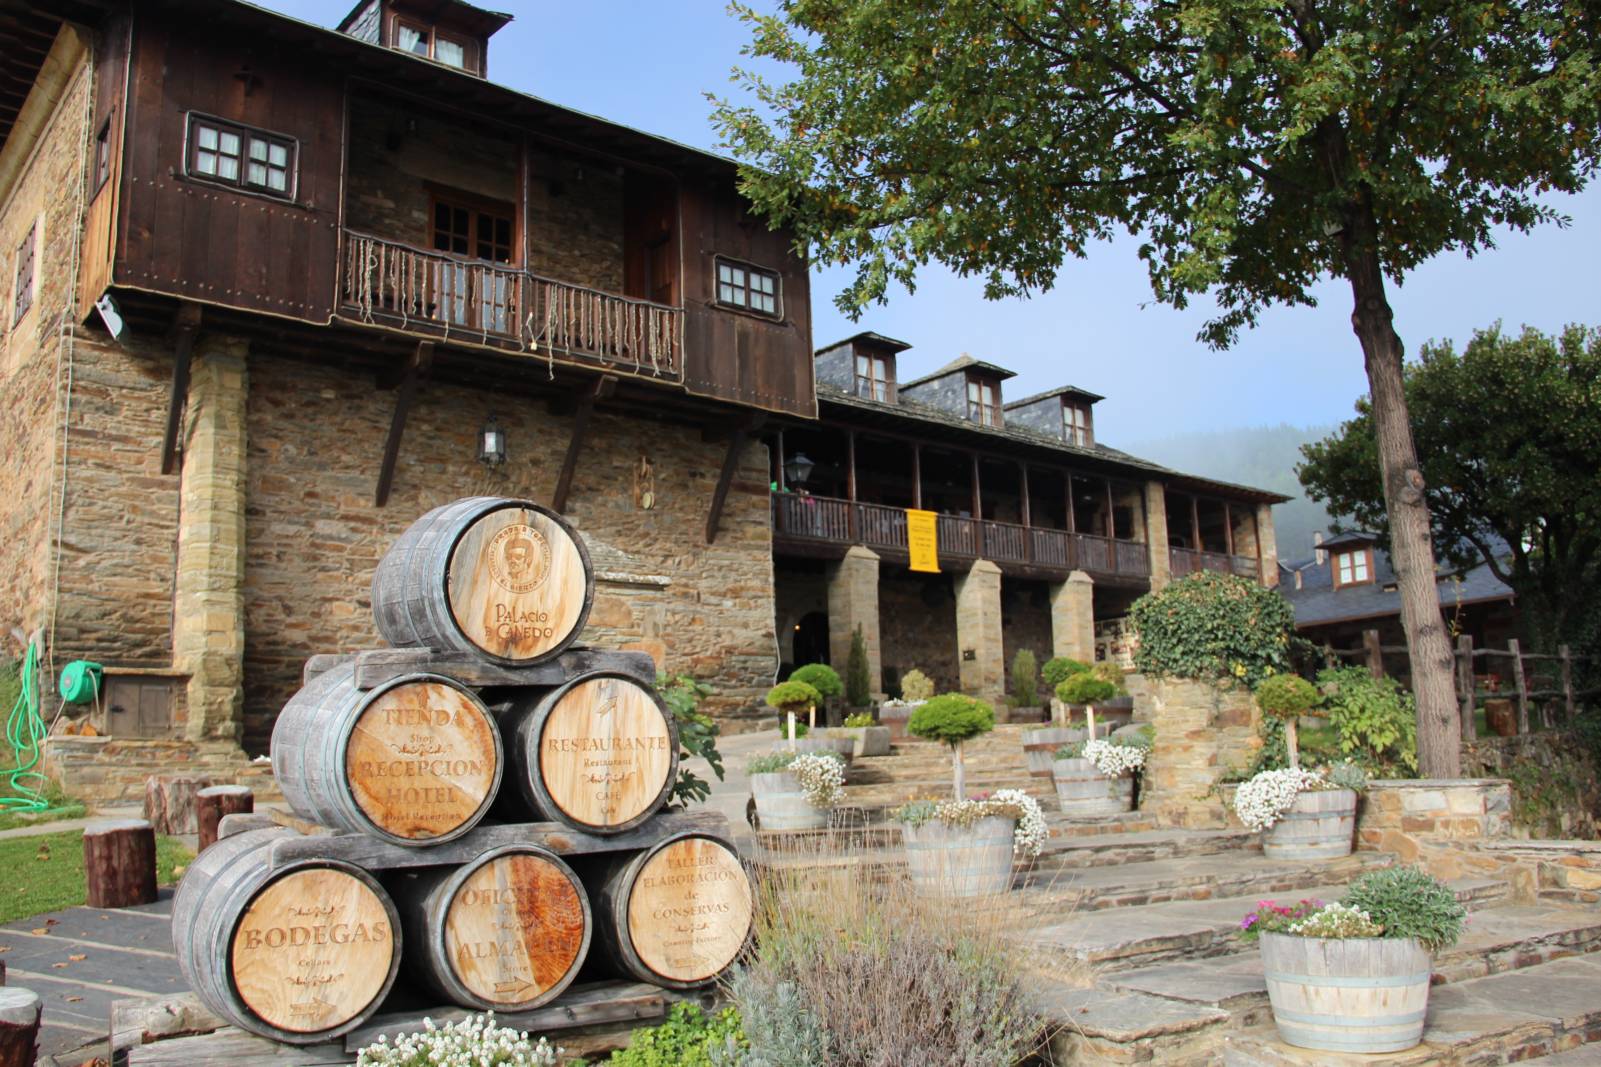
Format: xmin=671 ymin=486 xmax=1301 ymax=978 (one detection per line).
xmin=267 ymin=0 xmax=1599 ymax=444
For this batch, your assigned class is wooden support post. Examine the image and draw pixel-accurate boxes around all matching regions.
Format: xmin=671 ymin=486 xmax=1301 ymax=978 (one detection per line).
xmin=775 ymin=429 xmax=786 ymax=491
xmin=1324 ymin=642 xmax=1337 ymax=670
xmin=1019 ymin=462 xmax=1031 ymax=528
xmin=1065 ymin=472 xmax=1077 ymax=534
xmin=552 ymin=375 xmax=615 ymax=514
xmin=911 ymin=443 xmax=922 ymax=509
xmin=142 ymin=775 xmax=214 ymax=836
xmin=971 ymin=453 xmax=984 ymax=556
xmin=374 ymin=342 xmax=433 ymax=507
xmin=1458 ymin=634 xmax=1476 ymax=739
xmin=83 ymin=819 xmax=157 ymax=908
xmin=197 ymin=785 xmax=254 ymax=853
xmin=706 ymin=417 xmax=762 ymax=544
xmin=0 ymin=988 xmax=41 ymax=1067
xmin=1363 ymin=629 xmax=1384 ymax=680
xmin=1190 ymin=494 xmax=1201 ymax=551
xmin=159 ymin=305 xmax=202 ymax=475
xmin=1105 ymin=479 xmax=1117 ymax=567
xmin=1509 ymin=638 xmax=1530 ymax=734
xmin=1560 ymin=644 xmax=1576 ymax=724
xmin=1223 ymin=501 xmax=1235 ymax=556
xmin=846 ymin=431 xmax=857 ymax=540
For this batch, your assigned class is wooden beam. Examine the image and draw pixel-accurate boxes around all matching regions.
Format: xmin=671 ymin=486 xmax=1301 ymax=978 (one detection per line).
xmin=1190 ymin=494 xmax=1202 ymax=551
xmin=551 ymin=375 xmax=616 ymax=514
xmin=911 ymin=443 xmax=922 ymax=509
xmin=706 ymin=416 xmax=764 ymax=544
xmin=159 ymin=305 xmax=202 ymax=475
xmin=1019 ymin=462 xmax=1031 ymax=528
xmin=1223 ymin=501 xmax=1235 ymax=556
xmin=1066 ymin=473 xmax=1076 ymax=535
xmin=775 ymin=429 xmax=786 ymax=491
xmin=374 ymin=342 xmax=433 ymax=507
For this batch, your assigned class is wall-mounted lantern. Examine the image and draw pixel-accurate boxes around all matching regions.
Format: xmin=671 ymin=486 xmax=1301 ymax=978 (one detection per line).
xmin=783 ymin=451 xmax=815 ymax=489
xmin=478 ymin=414 xmax=507 ymax=467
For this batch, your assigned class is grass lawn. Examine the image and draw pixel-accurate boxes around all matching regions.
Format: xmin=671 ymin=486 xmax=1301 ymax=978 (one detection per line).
xmin=0 ymin=830 xmax=192 ymax=924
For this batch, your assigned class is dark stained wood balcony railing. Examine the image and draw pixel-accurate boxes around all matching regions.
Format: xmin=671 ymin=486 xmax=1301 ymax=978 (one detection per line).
xmin=981 ymin=520 xmax=1028 ymax=563
xmin=1030 ymin=527 xmax=1072 ymax=568
xmin=937 ymin=515 xmax=979 ymax=558
xmin=855 ymin=502 xmax=909 ymax=550
xmin=1170 ymin=546 xmax=1258 ymax=579
xmin=340 ymin=231 xmax=683 ymax=381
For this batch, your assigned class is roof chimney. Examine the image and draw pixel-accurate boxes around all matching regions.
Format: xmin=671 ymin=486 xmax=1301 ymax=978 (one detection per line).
xmin=1313 ymin=530 xmax=1326 ymax=566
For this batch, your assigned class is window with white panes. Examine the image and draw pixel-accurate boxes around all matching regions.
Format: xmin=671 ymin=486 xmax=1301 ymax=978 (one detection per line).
xmin=1063 ymin=401 xmax=1091 ymax=445
xmin=188 ymin=115 xmax=296 ymax=200
xmin=855 ymin=352 xmax=891 ymax=401
xmin=715 ymin=260 xmax=780 ymax=317
xmin=1334 ymin=549 xmax=1372 ymax=587
xmin=967 ymin=376 xmax=1002 ymax=427
xmin=394 ymin=19 xmax=476 ymax=72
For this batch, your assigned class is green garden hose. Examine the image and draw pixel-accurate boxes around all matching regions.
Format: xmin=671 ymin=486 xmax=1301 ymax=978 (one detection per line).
xmin=2 ymin=643 xmax=49 ymax=811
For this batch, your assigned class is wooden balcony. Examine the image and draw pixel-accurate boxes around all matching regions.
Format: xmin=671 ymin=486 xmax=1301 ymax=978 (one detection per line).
xmin=771 ymin=492 xmax=1152 ymax=581
xmin=339 ymin=231 xmax=684 ymax=381
xmin=1170 ymin=545 xmax=1259 ymax=580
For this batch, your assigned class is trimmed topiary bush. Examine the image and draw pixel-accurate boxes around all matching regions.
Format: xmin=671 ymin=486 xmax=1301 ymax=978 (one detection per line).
xmin=1055 ymin=674 xmax=1117 ymax=706
xmin=1128 ymin=571 xmax=1297 ymax=688
xmin=907 ymin=693 xmax=996 ymax=799
xmin=1010 ymin=650 xmax=1039 ymax=707
xmin=766 ymin=680 xmax=821 ymax=715
xmin=789 ymin=664 xmax=842 ymax=702
xmin=846 ymin=625 xmax=872 ymax=707
xmin=1256 ymin=674 xmax=1320 ymax=721
xmin=899 ymin=669 xmax=934 ymax=703
xmin=1042 ymin=657 xmax=1091 ymax=689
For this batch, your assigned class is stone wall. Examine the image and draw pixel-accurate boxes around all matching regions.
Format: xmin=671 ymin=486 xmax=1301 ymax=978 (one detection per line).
xmin=879 ymin=568 xmax=959 ymax=696
xmin=1139 ymin=677 xmax=1261 ymax=828
xmin=1356 ymin=779 xmax=1513 ymax=851
xmin=1001 ymin=576 xmax=1052 ymax=692
xmin=41 ymin=737 xmax=278 ymax=808
xmin=1462 ymin=730 xmax=1599 ymax=839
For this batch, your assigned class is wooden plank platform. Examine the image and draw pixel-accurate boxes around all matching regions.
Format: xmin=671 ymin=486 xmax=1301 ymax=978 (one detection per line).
xmin=302 ymin=646 xmax=656 ymax=690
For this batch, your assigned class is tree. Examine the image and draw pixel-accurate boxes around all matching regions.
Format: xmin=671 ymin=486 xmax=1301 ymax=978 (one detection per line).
xmin=712 ymin=0 xmax=1601 ymax=776
xmin=1299 ymin=324 xmax=1601 ymax=654
xmin=845 ymin=624 xmax=872 ymax=707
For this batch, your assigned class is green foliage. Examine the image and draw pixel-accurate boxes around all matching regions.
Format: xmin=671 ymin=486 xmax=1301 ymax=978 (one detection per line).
xmin=1239 ymin=899 xmax=1323 ymax=944
xmin=842 ymin=712 xmax=875 ymax=728
xmin=1090 ymin=661 xmax=1128 ymax=693
xmin=1325 ymin=761 xmax=1370 ymax=794
xmin=748 ymin=750 xmax=800 ymax=775
xmin=1054 ymin=674 xmax=1116 ymax=706
xmin=788 ymin=664 xmax=842 ymax=701
xmin=906 ymin=694 xmax=995 ymax=748
xmin=1256 ymin=674 xmax=1321 ymax=722
xmin=1300 ymin=325 xmax=1601 ymax=650
xmin=1009 ymin=649 xmax=1038 ymax=707
xmin=599 ymin=1003 xmax=745 ymax=1067
xmin=1318 ymin=667 xmax=1418 ymax=774
xmin=0 ymin=830 xmax=190 ymax=924
xmin=658 ymin=673 xmax=724 ymax=808
xmin=898 ymin=668 xmax=934 ymax=703
xmin=1342 ymin=866 xmax=1467 ymax=951
xmin=766 ymin=680 xmax=821 ymax=714
xmin=845 ymin=625 xmax=872 ymax=707
xmin=1041 ymin=658 xmax=1091 ymax=689
xmin=1129 ymin=573 xmax=1297 ymax=689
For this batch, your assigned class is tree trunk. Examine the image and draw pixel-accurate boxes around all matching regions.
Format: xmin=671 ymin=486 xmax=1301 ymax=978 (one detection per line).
xmin=1339 ymin=194 xmax=1461 ymax=777
xmin=196 ymin=785 xmax=254 ymax=853
xmin=83 ymin=819 xmax=158 ymax=908
xmin=952 ymin=741 xmax=966 ymax=801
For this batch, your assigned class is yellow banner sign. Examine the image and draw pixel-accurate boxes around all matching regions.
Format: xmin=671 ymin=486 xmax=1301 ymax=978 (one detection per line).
xmin=906 ymin=509 xmax=940 ymax=573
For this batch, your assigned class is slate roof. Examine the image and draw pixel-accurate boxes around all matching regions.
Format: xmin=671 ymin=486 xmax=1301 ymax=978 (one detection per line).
xmin=815 ymin=331 xmax=913 ymax=354
xmin=900 ymin=354 xmax=1017 ymax=388
xmin=1279 ymin=541 xmax=1514 ymax=628
xmin=1004 ymin=384 xmax=1106 ymax=407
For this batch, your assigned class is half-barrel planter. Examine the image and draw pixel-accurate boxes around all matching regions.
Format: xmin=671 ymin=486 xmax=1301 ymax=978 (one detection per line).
xmin=1261 ymin=788 xmax=1358 ymax=860
xmin=901 ymin=816 xmax=1015 ymax=898
xmin=1260 ymin=932 xmax=1433 ymax=1053
xmin=1052 ymin=757 xmax=1134 ymax=816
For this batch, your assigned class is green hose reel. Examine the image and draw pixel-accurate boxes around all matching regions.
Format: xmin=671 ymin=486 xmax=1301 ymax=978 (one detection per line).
xmin=58 ymin=660 xmax=103 ymax=705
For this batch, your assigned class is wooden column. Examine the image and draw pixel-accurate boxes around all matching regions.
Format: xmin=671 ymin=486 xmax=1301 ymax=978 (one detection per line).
xmin=1458 ymin=634 xmax=1477 ymax=740
xmin=1065 ymin=473 xmax=1076 ymax=534
xmin=159 ymin=304 xmax=202 ymax=475
xmin=83 ymin=819 xmax=157 ymax=908
xmin=1104 ymin=478 xmax=1116 ymax=567
xmin=971 ymin=454 xmax=984 ymax=556
xmin=1190 ymin=495 xmax=1202 ymax=551
xmin=846 ymin=431 xmax=858 ymax=540
xmin=911 ymin=444 xmax=922 ymax=509
xmin=1019 ymin=463 xmax=1032 ymax=562
xmin=1363 ymin=629 xmax=1384 ymax=679
xmin=198 ymin=785 xmax=254 ymax=853
xmin=1223 ymin=502 xmax=1235 ymax=556
xmin=775 ymin=430 xmax=786 ymax=491
xmin=1509 ymin=638 xmax=1530 ymax=734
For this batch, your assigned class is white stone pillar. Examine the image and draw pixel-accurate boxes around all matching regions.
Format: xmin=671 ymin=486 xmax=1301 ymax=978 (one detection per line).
xmin=955 ymin=559 xmax=1004 ymax=707
xmin=826 ymin=544 xmax=882 ymax=699
xmin=1049 ymin=570 xmax=1096 ymax=663
xmin=1256 ymin=502 xmax=1280 ymax=587
xmin=1144 ymin=481 xmax=1171 ymax=590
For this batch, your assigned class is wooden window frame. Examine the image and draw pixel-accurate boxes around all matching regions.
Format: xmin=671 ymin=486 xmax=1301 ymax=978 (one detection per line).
xmin=855 ymin=351 xmax=893 ymax=402
xmin=713 ymin=256 xmax=782 ymax=320
xmin=1062 ymin=400 xmax=1092 ymax=446
xmin=392 ymin=15 xmax=480 ymax=73
xmin=426 ymin=187 xmax=518 ymax=265
xmin=94 ymin=118 xmax=112 ymax=195
xmin=1332 ymin=547 xmax=1374 ymax=588
xmin=12 ymin=220 xmax=37 ymax=326
xmin=184 ymin=113 xmax=298 ymax=201
xmin=966 ymin=374 xmax=1003 ymax=428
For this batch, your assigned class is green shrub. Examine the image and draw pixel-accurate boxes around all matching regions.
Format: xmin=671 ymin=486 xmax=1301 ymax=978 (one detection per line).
xmin=1042 ymin=657 xmax=1091 ymax=689
xmin=1091 ymin=661 xmax=1127 ymax=692
xmin=599 ymin=1002 xmax=745 ymax=1067
xmin=658 ymin=673 xmax=724 ymax=807
xmin=1317 ymin=667 xmax=1418 ymax=774
xmin=748 ymin=751 xmax=799 ymax=775
xmin=789 ymin=664 xmax=842 ymax=701
xmin=1255 ymin=674 xmax=1320 ymax=721
xmin=899 ymin=668 xmax=934 ymax=702
xmin=842 ymin=712 xmax=875 ymax=728
xmin=1128 ymin=572 xmax=1297 ymax=688
xmin=846 ymin=625 xmax=872 ymax=707
xmin=1341 ymin=866 xmax=1466 ymax=951
xmin=907 ymin=693 xmax=995 ymax=747
xmin=766 ymin=680 xmax=821 ymax=714
xmin=1009 ymin=650 xmax=1038 ymax=707
xmin=1055 ymin=674 xmax=1117 ymax=706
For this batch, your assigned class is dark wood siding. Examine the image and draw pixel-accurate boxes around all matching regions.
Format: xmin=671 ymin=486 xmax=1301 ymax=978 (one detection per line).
xmin=77 ymin=12 xmax=130 ymax=318
xmin=681 ymin=178 xmax=814 ymax=418
xmin=113 ymin=13 xmax=343 ymax=323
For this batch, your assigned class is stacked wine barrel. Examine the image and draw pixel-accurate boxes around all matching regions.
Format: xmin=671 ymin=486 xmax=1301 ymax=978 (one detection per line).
xmin=171 ymin=497 xmax=755 ymax=1046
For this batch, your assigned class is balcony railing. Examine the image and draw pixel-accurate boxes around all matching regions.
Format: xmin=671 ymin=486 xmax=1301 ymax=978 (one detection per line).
xmin=1170 ymin=546 xmax=1259 ymax=579
xmin=340 ymin=231 xmax=683 ymax=381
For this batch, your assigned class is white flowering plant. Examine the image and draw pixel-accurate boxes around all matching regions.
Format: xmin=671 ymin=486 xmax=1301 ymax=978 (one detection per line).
xmin=747 ymin=749 xmax=845 ymax=808
xmin=891 ymin=788 xmax=1047 ymax=858
xmin=1079 ymin=738 xmax=1148 ymax=778
xmin=1289 ymin=902 xmax=1385 ymax=940
xmin=1233 ymin=767 xmax=1333 ymax=831
xmin=355 ymin=1013 xmax=560 ymax=1066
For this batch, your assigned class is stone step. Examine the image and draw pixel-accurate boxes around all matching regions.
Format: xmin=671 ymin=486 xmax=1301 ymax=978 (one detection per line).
xmin=1529 ymin=1046 xmax=1601 ymax=1065
xmin=1221 ymin=954 xmax=1601 ymax=1066
xmin=754 ymin=822 xmax=1247 ymax=868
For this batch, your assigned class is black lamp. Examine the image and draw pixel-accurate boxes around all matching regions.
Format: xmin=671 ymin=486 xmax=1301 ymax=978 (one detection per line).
xmin=478 ymin=414 xmax=507 ymax=467
xmin=783 ymin=451 xmax=815 ymax=488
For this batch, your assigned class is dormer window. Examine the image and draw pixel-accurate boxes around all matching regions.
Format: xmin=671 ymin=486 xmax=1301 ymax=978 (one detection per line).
xmin=1063 ymin=401 xmax=1092 ymax=446
xmin=967 ymin=375 xmax=1002 ymax=428
xmin=395 ymin=18 xmax=477 ymax=71
xmin=855 ymin=351 xmax=892 ymax=401
xmin=1334 ymin=548 xmax=1373 ymax=587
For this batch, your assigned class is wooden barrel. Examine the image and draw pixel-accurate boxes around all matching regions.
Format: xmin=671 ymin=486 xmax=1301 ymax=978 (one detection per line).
xmin=589 ymin=832 xmax=753 ymax=989
xmin=1262 ymin=787 xmax=1357 ymax=860
xmin=901 ymin=816 xmax=1015 ymax=897
xmin=1023 ymin=727 xmax=1082 ymax=778
xmin=749 ymin=770 xmax=828 ymax=831
xmin=878 ymin=702 xmax=917 ymax=742
xmin=393 ymin=845 xmax=590 ymax=1012
xmin=172 ymin=828 xmax=401 ymax=1044
xmin=499 ymin=671 xmax=678 ymax=834
xmin=1260 ymin=932 xmax=1432 ymax=1053
xmin=272 ymin=663 xmax=502 ymax=845
xmin=371 ymin=497 xmax=594 ymax=666
xmin=1052 ymin=758 xmax=1134 ymax=816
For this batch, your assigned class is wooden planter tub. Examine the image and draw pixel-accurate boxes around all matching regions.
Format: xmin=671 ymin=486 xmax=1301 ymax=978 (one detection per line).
xmin=900 ymin=816 xmax=1015 ymax=897
xmin=1260 ymin=932 xmax=1432 ymax=1053
xmin=1262 ymin=787 xmax=1358 ymax=860
xmin=1052 ymin=757 xmax=1134 ymax=816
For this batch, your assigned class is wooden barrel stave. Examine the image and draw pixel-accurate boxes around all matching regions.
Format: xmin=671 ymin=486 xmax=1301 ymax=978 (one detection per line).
xmin=901 ymin=816 xmax=1015 ymax=897
xmin=272 ymin=663 xmax=503 ymax=845
xmin=588 ymin=832 xmax=753 ymax=990
xmin=393 ymin=845 xmax=591 ymax=1012
xmin=1052 ymin=758 xmax=1134 ymax=816
xmin=172 ymin=828 xmax=402 ymax=1044
xmin=1262 ymin=788 xmax=1357 ymax=860
xmin=1260 ymin=932 xmax=1432 ymax=1053
xmin=749 ymin=771 xmax=828 ymax=831
xmin=1023 ymin=728 xmax=1083 ymax=778
xmin=498 ymin=671 xmax=679 ymax=835
xmin=371 ymin=497 xmax=594 ymax=667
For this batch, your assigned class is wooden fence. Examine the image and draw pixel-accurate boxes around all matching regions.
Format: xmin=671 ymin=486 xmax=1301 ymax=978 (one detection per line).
xmin=1322 ymin=631 xmax=1599 ymax=740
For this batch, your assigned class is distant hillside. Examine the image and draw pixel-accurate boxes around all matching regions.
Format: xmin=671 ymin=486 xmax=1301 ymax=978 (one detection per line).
xmin=1125 ymin=423 xmax=1340 ymax=562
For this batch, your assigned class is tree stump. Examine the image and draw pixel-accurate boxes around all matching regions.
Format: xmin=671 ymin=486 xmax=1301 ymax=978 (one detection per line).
xmin=83 ymin=819 xmax=157 ymax=909
xmin=197 ymin=786 xmax=254 ymax=853
xmin=143 ymin=775 xmax=214 ymax=835
xmin=0 ymin=988 xmax=40 ymax=1067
